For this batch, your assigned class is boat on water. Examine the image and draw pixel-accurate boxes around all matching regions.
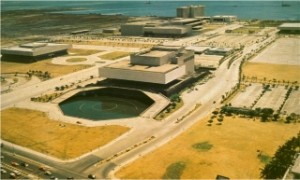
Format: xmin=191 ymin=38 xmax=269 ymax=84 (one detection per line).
xmin=281 ymin=1 xmax=291 ymax=7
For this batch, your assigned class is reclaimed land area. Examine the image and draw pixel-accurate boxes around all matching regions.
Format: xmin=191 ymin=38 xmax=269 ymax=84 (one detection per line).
xmin=1 ymin=108 xmax=130 ymax=160
xmin=116 ymin=116 xmax=300 ymax=179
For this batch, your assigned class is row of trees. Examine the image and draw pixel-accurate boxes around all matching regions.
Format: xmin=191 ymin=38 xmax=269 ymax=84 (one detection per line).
xmin=242 ymin=75 xmax=299 ymax=86
xmin=27 ymin=70 xmax=51 ymax=80
xmin=221 ymin=106 xmax=275 ymax=122
xmin=261 ymin=132 xmax=300 ymax=179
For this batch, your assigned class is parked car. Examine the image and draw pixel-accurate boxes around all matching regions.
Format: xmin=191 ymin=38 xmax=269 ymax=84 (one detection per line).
xmin=21 ymin=162 xmax=29 ymax=167
xmin=11 ymin=162 xmax=19 ymax=166
xmin=88 ymin=174 xmax=96 ymax=179
xmin=45 ymin=170 xmax=52 ymax=176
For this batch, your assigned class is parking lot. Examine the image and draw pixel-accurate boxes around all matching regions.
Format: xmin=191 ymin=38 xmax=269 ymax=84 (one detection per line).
xmin=230 ymin=84 xmax=263 ymax=108
xmin=251 ymin=37 xmax=300 ymax=65
xmin=0 ymin=152 xmax=67 ymax=179
xmin=282 ymin=90 xmax=300 ymax=114
xmin=253 ymin=86 xmax=287 ymax=111
xmin=197 ymin=34 xmax=263 ymax=48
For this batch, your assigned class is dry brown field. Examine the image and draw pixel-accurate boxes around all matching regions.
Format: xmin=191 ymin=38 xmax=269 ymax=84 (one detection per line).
xmin=1 ymin=108 xmax=129 ymax=160
xmin=99 ymin=51 xmax=132 ymax=60
xmin=242 ymin=62 xmax=300 ymax=83
xmin=1 ymin=59 xmax=92 ymax=78
xmin=116 ymin=116 xmax=300 ymax=179
xmin=68 ymin=48 xmax=103 ymax=56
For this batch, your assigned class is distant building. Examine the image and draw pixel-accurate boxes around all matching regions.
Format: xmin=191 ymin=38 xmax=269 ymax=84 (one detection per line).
xmin=278 ymin=23 xmax=300 ymax=33
xmin=70 ymin=29 xmax=90 ymax=35
xmin=99 ymin=46 xmax=194 ymax=84
xmin=103 ymin=28 xmax=119 ymax=34
xmin=170 ymin=18 xmax=205 ymax=30
xmin=121 ymin=22 xmax=192 ymax=37
xmin=205 ymin=47 xmax=233 ymax=56
xmin=177 ymin=5 xmax=205 ymax=18
xmin=211 ymin=15 xmax=237 ymax=23
xmin=1 ymin=42 xmax=71 ymax=62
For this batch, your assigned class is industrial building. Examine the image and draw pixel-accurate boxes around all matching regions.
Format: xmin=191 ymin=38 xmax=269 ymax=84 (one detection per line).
xmin=121 ymin=22 xmax=192 ymax=37
xmin=99 ymin=46 xmax=194 ymax=85
xmin=1 ymin=42 xmax=71 ymax=62
xmin=176 ymin=5 xmax=205 ymax=18
xmin=211 ymin=15 xmax=237 ymax=23
xmin=278 ymin=23 xmax=300 ymax=33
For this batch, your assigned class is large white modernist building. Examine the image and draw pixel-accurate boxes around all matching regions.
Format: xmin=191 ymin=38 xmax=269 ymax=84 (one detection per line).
xmin=99 ymin=46 xmax=195 ymax=84
xmin=121 ymin=22 xmax=192 ymax=37
xmin=1 ymin=42 xmax=71 ymax=61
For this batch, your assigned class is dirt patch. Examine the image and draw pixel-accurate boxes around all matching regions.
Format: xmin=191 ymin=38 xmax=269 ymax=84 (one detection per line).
xmin=1 ymin=59 xmax=92 ymax=78
xmin=1 ymin=108 xmax=129 ymax=160
xmin=242 ymin=62 xmax=300 ymax=83
xmin=116 ymin=116 xmax=300 ymax=179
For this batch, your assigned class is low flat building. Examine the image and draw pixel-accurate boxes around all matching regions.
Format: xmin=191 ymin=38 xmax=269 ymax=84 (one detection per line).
xmin=99 ymin=46 xmax=194 ymax=84
xmin=211 ymin=15 xmax=237 ymax=23
xmin=121 ymin=22 xmax=192 ymax=37
xmin=205 ymin=47 xmax=233 ymax=56
xmin=186 ymin=46 xmax=210 ymax=54
xmin=1 ymin=42 xmax=71 ymax=62
xmin=144 ymin=25 xmax=192 ymax=37
xmin=103 ymin=28 xmax=119 ymax=34
xmin=278 ymin=23 xmax=300 ymax=33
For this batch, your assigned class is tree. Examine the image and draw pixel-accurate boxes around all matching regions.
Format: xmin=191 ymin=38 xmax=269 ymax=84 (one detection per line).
xmin=261 ymin=133 xmax=300 ymax=179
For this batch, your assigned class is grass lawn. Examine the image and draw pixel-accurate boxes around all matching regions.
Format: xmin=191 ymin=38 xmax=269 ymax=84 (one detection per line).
xmin=116 ymin=116 xmax=300 ymax=179
xmin=242 ymin=62 xmax=300 ymax=83
xmin=1 ymin=108 xmax=130 ymax=160
xmin=99 ymin=51 xmax=131 ymax=60
xmin=66 ymin=57 xmax=87 ymax=63
xmin=68 ymin=48 xmax=102 ymax=56
xmin=1 ymin=59 xmax=92 ymax=78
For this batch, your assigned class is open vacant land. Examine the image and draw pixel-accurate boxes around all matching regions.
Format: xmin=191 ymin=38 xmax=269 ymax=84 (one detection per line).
xmin=254 ymin=86 xmax=287 ymax=111
xmin=282 ymin=90 xmax=300 ymax=114
xmin=242 ymin=62 xmax=300 ymax=83
xmin=230 ymin=84 xmax=263 ymax=108
xmin=251 ymin=38 xmax=300 ymax=65
xmin=1 ymin=108 xmax=129 ymax=159
xmin=116 ymin=116 xmax=300 ymax=179
xmin=1 ymin=60 xmax=92 ymax=78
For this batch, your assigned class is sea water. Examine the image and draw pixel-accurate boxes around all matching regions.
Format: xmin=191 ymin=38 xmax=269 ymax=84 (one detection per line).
xmin=1 ymin=1 xmax=300 ymax=20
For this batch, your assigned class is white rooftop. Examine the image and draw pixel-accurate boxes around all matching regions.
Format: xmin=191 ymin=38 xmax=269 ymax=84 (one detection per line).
xmin=104 ymin=60 xmax=178 ymax=73
xmin=1 ymin=42 xmax=71 ymax=57
xmin=279 ymin=23 xmax=300 ymax=28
